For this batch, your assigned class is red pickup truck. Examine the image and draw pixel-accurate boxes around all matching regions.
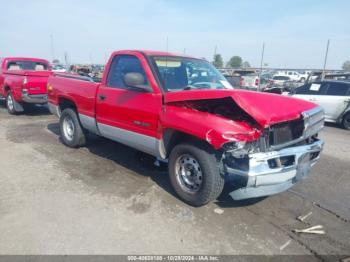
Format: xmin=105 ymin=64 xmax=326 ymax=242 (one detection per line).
xmin=0 ymin=57 xmax=51 ymax=114
xmin=48 ymin=50 xmax=324 ymax=206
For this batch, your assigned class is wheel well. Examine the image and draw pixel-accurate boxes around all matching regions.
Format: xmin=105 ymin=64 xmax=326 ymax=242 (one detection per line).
xmin=58 ymin=97 xmax=76 ymax=112
xmin=161 ymin=129 xmax=214 ymax=158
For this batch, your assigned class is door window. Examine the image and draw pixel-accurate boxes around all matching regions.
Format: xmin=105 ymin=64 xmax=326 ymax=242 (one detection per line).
xmin=295 ymin=83 xmax=328 ymax=95
xmin=106 ymin=55 xmax=149 ymax=89
xmin=326 ymin=83 xmax=350 ymax=96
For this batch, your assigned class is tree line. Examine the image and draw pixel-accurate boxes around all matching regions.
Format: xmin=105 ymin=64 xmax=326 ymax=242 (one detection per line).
xmin=212 ymin=54 xmax=250 ymax=69
xmin=213 ymin=55 xmax=350 ymax=71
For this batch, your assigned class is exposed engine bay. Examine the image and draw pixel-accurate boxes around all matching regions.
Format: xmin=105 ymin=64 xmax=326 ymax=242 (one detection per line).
xmin=170 ymin=97 xmax=259 ymax=128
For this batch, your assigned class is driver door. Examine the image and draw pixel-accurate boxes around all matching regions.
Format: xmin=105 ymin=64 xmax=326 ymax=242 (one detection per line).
xmin=95 ymin=54 xmax=163 ymax=156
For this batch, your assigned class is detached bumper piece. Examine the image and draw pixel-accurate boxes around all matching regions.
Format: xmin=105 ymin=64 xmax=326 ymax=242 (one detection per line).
xmin=22 ymin=90 xmax=48 ymax=104
xmin=227 ymin=138 xmax=324 ymax=200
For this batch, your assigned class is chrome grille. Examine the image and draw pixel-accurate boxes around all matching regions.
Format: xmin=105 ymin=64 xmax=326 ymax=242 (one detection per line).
xmin=302 ymin=107 xmax=325 ymax=138
xmin=269 ymin=107 xmax=325 ymax=150
xmin=269 ymin=119 xmax=304 ymax=146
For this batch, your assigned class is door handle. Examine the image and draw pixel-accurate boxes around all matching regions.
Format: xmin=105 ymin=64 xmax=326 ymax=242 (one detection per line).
xmin=98 ymin=94 xmax=107 ymax=101
xmin=309 ymin=98 xmax=316 ymax=101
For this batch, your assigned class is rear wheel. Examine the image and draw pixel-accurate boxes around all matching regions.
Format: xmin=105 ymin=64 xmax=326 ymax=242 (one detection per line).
xmin=342 ymin=112 xmax=350 ymax=130
xmin=168 ymin=142 xmax=224 ymax=207
xmin=59 ymin=108 xmax=86 ymax=147
xmin=6 ymin=91 xmax=18 ymax=115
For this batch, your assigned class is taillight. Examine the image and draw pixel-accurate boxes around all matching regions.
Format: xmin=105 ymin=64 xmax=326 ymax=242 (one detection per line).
xmin=255 ymin=78 xmax=259 ymax=86
xmin=240 ymin=77 xmax=244 ymax=86
xmin=22 ymin=77 xmax=28 ymax=86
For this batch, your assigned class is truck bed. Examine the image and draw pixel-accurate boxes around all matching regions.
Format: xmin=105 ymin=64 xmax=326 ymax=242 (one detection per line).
xmin=48 ymin=73 xmax=99 ymax=118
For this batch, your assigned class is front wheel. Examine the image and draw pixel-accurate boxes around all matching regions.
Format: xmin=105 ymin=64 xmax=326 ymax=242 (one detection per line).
xmin=59 ymin=108 xmax=86 ymax=148
xmin=342 ymin=112 xmax=350 ymax=130
xmin=168 ymin=142 xmax=225 ymax=206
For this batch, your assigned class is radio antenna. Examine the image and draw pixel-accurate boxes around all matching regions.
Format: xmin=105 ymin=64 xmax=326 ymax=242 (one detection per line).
xmin=165 ymin=36 xmax=169 ymax=89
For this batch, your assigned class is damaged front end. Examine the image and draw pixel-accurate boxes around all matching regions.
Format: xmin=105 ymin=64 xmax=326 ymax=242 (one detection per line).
xmin=222 ymin=106 xmax=325 ymax=200
xmin=164 ymin=91 xmax=325 ymax=200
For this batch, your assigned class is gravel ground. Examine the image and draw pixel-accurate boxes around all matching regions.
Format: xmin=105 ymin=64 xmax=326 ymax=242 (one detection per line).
xmin=0 ymin=102 xmax=349 ymax=259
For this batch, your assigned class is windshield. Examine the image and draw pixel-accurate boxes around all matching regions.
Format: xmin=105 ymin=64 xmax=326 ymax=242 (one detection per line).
xmin=151 ymin=56 xmax=233 ymax=92
xmin=7 ymin=60 xmax=48 ymax=71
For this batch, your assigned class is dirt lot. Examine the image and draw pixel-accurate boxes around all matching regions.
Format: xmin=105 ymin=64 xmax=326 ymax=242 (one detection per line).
xmin=0 ymin=102 xmax=349 ymax=259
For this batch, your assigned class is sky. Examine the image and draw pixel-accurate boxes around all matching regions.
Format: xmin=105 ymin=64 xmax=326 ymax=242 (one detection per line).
xmin=1 ymin=0 xmax=349 ymax=69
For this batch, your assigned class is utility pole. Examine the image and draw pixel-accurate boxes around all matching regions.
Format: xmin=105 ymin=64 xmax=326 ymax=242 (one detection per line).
xmin=258 ymin=42 xmax=265 ymax=92
xmin=322 ymin=39 xmax=330 ymax=81
xmin=50 ymin=34 xmax=55 ymax=62
xmin=64 ymin=51 xmax=69 ymax=68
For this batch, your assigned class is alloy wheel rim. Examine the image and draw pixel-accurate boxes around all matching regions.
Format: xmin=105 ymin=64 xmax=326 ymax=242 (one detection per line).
xmin=175 ymin=154 xmax=203 ymax=194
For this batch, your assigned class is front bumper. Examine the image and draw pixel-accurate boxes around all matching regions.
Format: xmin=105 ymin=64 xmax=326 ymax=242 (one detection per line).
xmin=227 ymin=139 xmax=324 ymax=200
xmin=22 ymin=91 xmax=48 ymax=104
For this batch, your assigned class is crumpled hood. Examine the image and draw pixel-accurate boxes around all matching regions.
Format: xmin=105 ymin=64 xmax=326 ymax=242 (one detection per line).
xmin=164 ymin=89 xmax=317 ymax=127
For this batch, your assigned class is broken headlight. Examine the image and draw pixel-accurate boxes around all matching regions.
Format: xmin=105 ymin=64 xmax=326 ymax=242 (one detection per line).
xmin=222 ymin=140 xmax=260 ymax=158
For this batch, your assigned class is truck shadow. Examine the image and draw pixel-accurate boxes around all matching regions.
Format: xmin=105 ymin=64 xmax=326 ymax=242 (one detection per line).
xmin=47 ymin=122 xmax=265 ymax=208
xmin=22 ymin=104 xmax=52 ymax=116
xmin=47 ymin=122 xmax=176 ymax=199
xmin=0 ymin=100 xmax=51 ymax=116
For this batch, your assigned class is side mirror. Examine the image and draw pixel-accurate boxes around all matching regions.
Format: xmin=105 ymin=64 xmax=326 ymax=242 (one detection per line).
xmin=123 ymin=72 xmax=152 ymax=92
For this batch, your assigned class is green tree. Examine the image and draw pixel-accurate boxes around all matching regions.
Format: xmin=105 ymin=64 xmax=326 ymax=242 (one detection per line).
xmin=212 ymin=54 xmax=223 ymax=68
xmin=242 ymin=61 xmax=251 ymax=68
xmin=226 ymin=56 xmax=242 ymax=68
xmin=342 ymin=60 xmax=350 ymax=71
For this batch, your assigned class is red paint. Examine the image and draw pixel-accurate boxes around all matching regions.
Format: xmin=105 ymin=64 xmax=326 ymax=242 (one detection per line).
xmin=48 ymin=50 xmax=319 ymax=150
xmin=165 ymin=89 xmax=316 ymax=127
xmin=0 ymin=57 xmax=51 ymax=102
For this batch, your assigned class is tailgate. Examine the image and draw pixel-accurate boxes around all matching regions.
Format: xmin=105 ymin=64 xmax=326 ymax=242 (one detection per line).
xmin=241 ymin=75 xmax=258 ymax=88
xmin=24 ymin=72 xmax=51 ymax=95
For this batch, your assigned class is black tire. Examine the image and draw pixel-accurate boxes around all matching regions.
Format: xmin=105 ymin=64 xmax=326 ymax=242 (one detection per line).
xmin=342 ymin=112 xmax=350 ymax=130
xmin=59 ymin=108 xmax=86 ymax=148
xmin=168 ymin=142 xmax=225 ymax=207
xmin=300 ymin=77 xmax=305 ymax=82
xmin=6 ymin=91 xmax=18 ymax=115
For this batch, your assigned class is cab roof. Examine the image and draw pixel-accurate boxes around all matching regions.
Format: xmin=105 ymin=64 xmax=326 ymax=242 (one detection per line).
xmin=3 ymin=57 xmax=49 ymax=63
xmin=112 ymin=50 xmax=200 ymax=59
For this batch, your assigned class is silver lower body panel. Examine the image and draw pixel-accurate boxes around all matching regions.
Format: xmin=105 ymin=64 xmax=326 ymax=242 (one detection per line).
xmin=22 ymin=93 xmax=48 ymax=104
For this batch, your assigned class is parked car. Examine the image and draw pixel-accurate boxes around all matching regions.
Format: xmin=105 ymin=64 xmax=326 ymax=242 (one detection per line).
xmin=47 ymin=50 xmax=324 ymax=206
xmin=0 ymin=57 xmax=51 ymax=114
xmin=306 ymin=71 xmax=350 ymax=83
xmin=223 ymin=69 xmax=256 ymax=88
xmin=264 ymin=80 xmax=302 ymax=95
xmin=298 ymin=70 xmax=311 ymax=82
xmin=291 ymin=81 xmax=350 ymax=129
xmin=269 ymin=75 xmax=291 ymax=87
xmin=275 ymin=71 xmax=303 ymax=81
xmin=52 ymin=64 xmax=67 ymax=73
xmin=240 ymin=73 xmax=260 ymax=90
